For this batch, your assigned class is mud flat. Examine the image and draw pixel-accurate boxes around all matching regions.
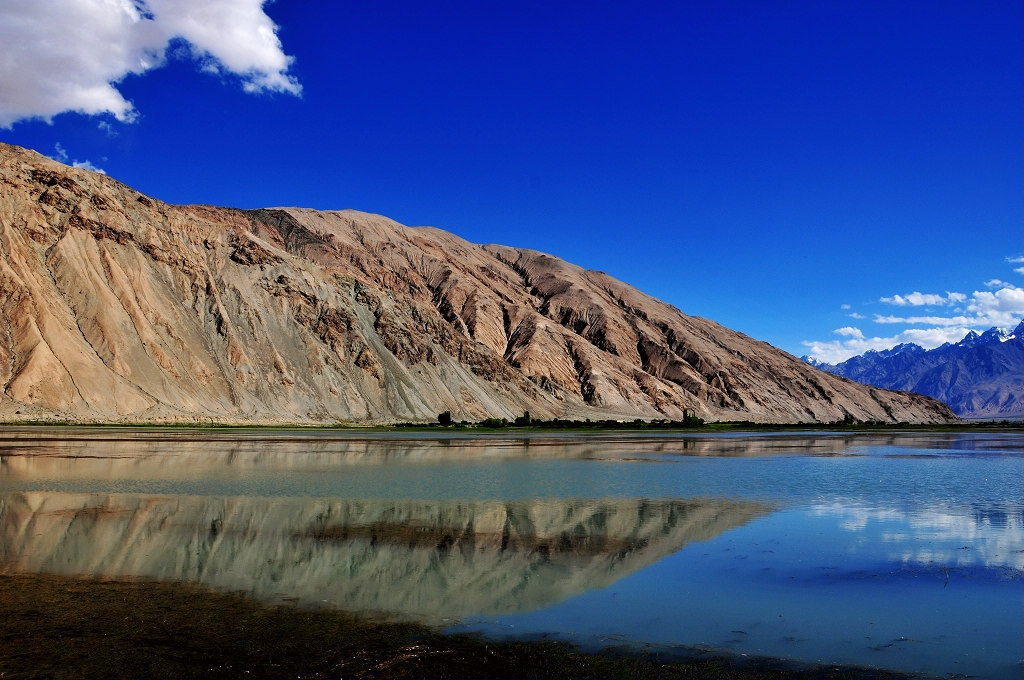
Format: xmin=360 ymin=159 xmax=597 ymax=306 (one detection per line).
xmin=0 ymin=573 xmax=916 ymax=680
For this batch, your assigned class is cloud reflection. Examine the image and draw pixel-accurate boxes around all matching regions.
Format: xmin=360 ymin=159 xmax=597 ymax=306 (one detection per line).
xmin=812 ymin=502 xmax=1024 ymax=571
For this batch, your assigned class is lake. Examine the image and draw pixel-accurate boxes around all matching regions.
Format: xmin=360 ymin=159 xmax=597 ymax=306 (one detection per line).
xmin=0 ymin=427 xmax=1021 ymax=678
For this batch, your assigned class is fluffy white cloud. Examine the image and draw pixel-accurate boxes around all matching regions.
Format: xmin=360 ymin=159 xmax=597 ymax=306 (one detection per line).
xmin=873 ymin=284 xmax=1021 ymax=329
xmin=0 ymin=0 xmax=300 ymax=128
xmin=803 ymin=326 xmax=980 ymax=365
xmin=879 ymin=291 xmax=964 ymax=307
xmin=144 ymin=0 xmax=300 ymax=94
xmin=873 ymin=314 xmax=971 ymax=326
xmin=967 ymin=286 xmax=1024 ymax=321
xmin=803 ymin=279 xmax=1023 ymax=363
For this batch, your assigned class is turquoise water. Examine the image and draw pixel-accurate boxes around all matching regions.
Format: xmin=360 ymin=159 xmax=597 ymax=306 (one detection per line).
xmin=0 ymin=429 xmax=1021 ymax=677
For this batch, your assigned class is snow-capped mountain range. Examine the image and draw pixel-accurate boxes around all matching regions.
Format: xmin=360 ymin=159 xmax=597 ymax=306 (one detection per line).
xmin=804 ymin=321 xmax=1023 ymax=419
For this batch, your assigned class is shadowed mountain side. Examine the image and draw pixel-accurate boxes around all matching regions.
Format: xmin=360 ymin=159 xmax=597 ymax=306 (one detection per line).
xmin=0 ymin=492 xmax=767 ymax=621
xmin=0 ymin=143 xmax=956 ymax=424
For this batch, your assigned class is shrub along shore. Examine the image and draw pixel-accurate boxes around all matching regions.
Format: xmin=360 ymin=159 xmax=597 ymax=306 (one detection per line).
xmin=1 ymin=415 xmax=1020 ymax=432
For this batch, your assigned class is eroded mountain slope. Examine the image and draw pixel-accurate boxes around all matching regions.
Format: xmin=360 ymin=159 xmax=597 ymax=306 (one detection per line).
xmin=0 ymin=143 xmax=956 ymax=423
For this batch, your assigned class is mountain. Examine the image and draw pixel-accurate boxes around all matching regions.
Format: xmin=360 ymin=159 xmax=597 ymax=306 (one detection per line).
xmin=806 ymin=323 xmax=1023 ymax=419
xmin=0 ymin=489 xmax=767 ymax=621
xmin=0 ymin=143 xmax=956 ymax=424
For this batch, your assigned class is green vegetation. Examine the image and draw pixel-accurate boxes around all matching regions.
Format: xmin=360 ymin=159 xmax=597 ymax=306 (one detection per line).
xmin=0 ymin=574 xmax=916 ymax=679
xmin=396 ymin=413 xmax=1023 ymax=432
xmin=1 ymin=415 xmax=1020 ymax=434
xmin=515 ymin=410 xmax=533 ymax=426
xmin=403 ymin=411 xmax=707 ymax=430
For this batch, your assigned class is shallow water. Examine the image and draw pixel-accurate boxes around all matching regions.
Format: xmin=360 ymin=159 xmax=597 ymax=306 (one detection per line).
xmin=0 ymin=428 xmax=1020 ymax=677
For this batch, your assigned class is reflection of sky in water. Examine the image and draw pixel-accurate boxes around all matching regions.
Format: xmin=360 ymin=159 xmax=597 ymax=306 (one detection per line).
xmin=811 ymin=502 xmax=1024 ymax=571
xmin=457 ymin=505 xmax=1023 ymax=679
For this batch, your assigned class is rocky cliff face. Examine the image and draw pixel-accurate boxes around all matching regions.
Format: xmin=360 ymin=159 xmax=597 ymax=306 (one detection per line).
xmin=0 ymin=143 xmax=956 ymax=424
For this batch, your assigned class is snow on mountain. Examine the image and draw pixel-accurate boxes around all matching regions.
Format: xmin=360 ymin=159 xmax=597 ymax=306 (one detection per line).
xmin=807 ymin=321 xmax=1024 ymax=419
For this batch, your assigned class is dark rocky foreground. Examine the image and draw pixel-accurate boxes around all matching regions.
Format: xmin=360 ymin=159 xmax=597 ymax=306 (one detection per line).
xmin=0 ymin=574 xmax=917 ymax=679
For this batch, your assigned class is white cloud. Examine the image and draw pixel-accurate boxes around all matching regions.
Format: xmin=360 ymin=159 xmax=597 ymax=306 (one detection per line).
xmin=947 ymin=291 xmax=967 ymax=304
xmin=53 ymin=143 xmax=70 ymax=163
xmin=847 ymin=312 xmax=866 ymax=320
xmin=879 ymin=291 xmax=963 ymax=307
xmin=874 ymin=283 xmax=1022 ymax=335
xmin=1008 ymin=255 xmax=1024 ymax=275
xmin=898 ymin=326 xmax=983 ymax=346
xmin=840 ymin=303 xmax=851 ymax=310
xmin=802 ymin=326 xmax=978 ymax=364
xmin=0 ymin=0 xmax=300 ymax=128
xmin=71 ymin=159 xmax=107 ymax=173
xmin=803 ymin=279 xmax=1024 ymax=363
xmin=873 ymin=314 xmax=972 ymax=326
xmin=967 ymin=286 xmax=1024 ymax=323
xmin=51 ymin=142 xmax=106 ymax=174
xmin=834 ymin=326 xmax=863 ymax=339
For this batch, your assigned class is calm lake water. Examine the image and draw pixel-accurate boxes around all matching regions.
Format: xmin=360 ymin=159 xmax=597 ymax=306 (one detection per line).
xmin=0 ymin=428 xmax=1021 ymax=678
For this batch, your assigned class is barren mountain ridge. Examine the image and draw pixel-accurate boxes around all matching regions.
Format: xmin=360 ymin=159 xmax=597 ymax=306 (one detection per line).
xmin=0 ymin=143 xmax=956 ymax=424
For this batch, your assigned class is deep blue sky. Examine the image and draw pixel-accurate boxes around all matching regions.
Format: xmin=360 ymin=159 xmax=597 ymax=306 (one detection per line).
xmin=2 ymin=1 xmax=1020 ymax=361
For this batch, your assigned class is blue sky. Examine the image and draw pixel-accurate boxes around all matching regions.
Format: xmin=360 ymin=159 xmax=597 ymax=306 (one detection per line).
xmin=1 ymin=1 xmax=1021 ymax=362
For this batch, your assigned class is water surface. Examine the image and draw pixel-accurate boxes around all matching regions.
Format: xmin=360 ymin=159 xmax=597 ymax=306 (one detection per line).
xmin=0 ymin=428 xmax=1020 ymax=677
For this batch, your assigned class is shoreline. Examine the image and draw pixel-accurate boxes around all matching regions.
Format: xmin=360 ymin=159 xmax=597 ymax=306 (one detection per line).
xmin=0 ymin=419 xmax=1020 ymax=433
xmin=0 ymin=573 xmax=918 ymax=679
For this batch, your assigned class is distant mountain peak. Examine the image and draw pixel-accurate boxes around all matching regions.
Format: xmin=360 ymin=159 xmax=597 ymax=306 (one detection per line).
xmin=958 ymin=330 xmax=982 ymax=348
xmin=979 ymin=323 xmax=1022 ymax=344
xmin=807 ymin=320 xmax=1024 ymax=419
xmin=883 ymin=342 xmax=924 ymax=357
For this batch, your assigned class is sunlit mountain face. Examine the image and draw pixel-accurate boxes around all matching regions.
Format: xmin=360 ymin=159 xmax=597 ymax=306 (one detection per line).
xmin=0 ymin=143 xmax=956 ymax=425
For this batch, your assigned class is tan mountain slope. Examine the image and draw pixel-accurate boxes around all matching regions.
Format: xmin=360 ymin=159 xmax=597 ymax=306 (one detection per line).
xmin=0 ymin=143 xmax=956 ymax=423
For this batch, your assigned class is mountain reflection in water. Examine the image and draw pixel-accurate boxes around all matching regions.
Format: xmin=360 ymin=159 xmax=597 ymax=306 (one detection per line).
xmin=0 ymin=492 xmax=767 ymax=621
xmin=1 ymin=427 xmax=1019 ymax=472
